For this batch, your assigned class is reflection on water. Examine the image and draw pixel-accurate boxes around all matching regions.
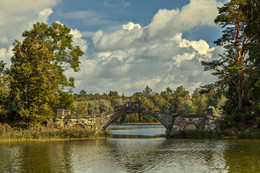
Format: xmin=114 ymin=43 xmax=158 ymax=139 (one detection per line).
xmin=108 ymin=125 xmax=166 ymax=137
xmin=0 ymin=125 xmax=259 ymax=173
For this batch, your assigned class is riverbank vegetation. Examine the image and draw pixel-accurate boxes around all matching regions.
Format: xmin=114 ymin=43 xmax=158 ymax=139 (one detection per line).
xmin=0 ymin=0 xmax=259 ymax=139
xmin=0 ymin=123 xmax=110 ymax=141
xmin=171 ymin=130 xmax=260 ymax=139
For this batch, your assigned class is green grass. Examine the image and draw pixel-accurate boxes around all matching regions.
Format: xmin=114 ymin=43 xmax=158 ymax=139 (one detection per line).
xmin=0 ymin=123 xmax=111 ymax=141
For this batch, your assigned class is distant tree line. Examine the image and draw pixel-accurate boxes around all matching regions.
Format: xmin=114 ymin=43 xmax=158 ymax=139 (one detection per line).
xmin=73 ymin=86 xmax=225 ymax=123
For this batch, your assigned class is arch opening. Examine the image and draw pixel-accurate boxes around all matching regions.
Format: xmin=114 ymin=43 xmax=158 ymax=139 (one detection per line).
xmin=101 ymin=110 xmax=171 ymax=132
xmin=183 ymin=123 xmax=197 ymax=130
xmin=72 ymin=124 xmax=85 ymax=129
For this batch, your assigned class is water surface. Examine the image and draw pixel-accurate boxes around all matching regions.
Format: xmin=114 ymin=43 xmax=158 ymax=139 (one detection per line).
xmin=0 ymin=125 xmax=259 ymax=172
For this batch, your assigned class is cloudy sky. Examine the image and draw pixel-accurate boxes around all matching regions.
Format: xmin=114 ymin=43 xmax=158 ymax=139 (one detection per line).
xmin=0 ymin=0 xmax=226 ymax=95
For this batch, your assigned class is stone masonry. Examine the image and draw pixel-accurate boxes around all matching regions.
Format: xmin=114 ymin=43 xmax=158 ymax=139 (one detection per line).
xmin=170 ymin=108 xmax=221 ymax=135
xmin=47 ymin=104 xmax=221 ymax=136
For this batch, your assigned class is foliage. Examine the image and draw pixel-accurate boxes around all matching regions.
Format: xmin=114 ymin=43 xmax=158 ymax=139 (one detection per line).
xmin=6 ymin=22 xmax=83 ymax=123
xmin=200 ymin=0 xmax=260 ymax=125
xmin=201 ymin=0 xmax=250 ymax=111
xmin=75 ymin=101 xmax=87 ymax=115
xmin=143 ymin=85 xmax=152 ymax=94
xmin=57 ymin=91 xmax=75 ymax=111
xmin=243 ymin=0 xmax=260 ymax=115
xmin=0 ymin=61 xmax=9 ymax=119
xmin=8 ymin=37 xmax=60 ymax=123
xmin=74 ymin=85 xmax=224 ymax=123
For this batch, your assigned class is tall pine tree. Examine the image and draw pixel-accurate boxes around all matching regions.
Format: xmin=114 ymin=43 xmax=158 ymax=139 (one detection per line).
xmin=201 ymin=0 xmax=250 ymax=111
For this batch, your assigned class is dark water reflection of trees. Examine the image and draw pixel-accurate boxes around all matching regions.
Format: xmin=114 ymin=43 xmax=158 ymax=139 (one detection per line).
xmin=0 ymin=139 xmax=259 ymax=172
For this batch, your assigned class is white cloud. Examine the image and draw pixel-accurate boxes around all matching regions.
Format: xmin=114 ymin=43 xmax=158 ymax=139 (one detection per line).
xmin=122 ymin=22 xmax=141 ymax=30
xmin=70 ymin=29 xmax=88 ymax=53
xmin=0 ymin=0 xmax=60 ymax=65
xmin=72 ymin=30 xmax=220 ymax=95
xmin=94 ymin=22 xmax=143 ymax=51
xmin=70 ymin=0 xmax=222 ymax=95
xmin=31 ymin=8 xmax=53 ymax=25
xmin=0 ymin=0 xmax=60 ymax=26
xmin=145 ymin=0 xmax=221 ymax=40
xmin=0 ymin=46 xmax=13 ymax=66
xmin=92 ymin=30 xmax=104 ymax=46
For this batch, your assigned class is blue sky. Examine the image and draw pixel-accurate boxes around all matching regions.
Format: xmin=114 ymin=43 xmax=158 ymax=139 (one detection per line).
xmin=0 ymin=0 xmax=226 ymax=95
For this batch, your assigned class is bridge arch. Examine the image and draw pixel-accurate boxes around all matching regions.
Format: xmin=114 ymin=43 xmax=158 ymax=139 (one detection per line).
xmin=97 ymin=108 xmax=174 ymax=132
xmin=72 ymin=124 xmax=86 ymax=129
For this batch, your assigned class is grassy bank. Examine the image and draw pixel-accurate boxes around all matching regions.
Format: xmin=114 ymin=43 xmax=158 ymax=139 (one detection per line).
xmin=0 ymin=123 xmax=110 ymax=141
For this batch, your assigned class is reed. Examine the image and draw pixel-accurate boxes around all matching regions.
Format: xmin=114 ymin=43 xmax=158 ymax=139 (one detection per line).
xmin=0 ymin=123 xmax=110 ymax=140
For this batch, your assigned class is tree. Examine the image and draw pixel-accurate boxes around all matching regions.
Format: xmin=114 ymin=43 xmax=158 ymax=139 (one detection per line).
xmin=192 ymin=90 xmax=208 ymax=115
xmin=8 ymin=22 xmax=84 ymax=123
xmin=201 ymin=0 xmax=250 ymax=111
xmin=108 ymin=91 xmax=119 ymax=97
xmin=244 ymin=0 xmax=260 ymax=115
xmin=79 ymin=90 xmax=87 ymax=98
xmin=58 ymin=91 xmax=75 ymax=111
xmin=0 ymin=61 xmax=9 ymax=118
xmin=22 ymin=22 xmax=83 ymax=89
xmin=143 ymin=85 xmax=152 ymax=94
xmin=76 ymin=102 xmax=87 ymax=115
xmin=170 ymin=86 xmax=191 ymax=114
xmin=9 ymin=37 xmax=60 ymax=122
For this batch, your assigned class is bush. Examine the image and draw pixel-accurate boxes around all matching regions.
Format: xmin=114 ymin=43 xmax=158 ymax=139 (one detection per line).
xmin=221 ymin=111 xmax=255 ymax=129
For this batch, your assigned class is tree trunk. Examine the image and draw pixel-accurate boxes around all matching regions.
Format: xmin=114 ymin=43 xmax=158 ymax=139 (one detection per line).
xmin=238 ymin=90 xmax=244 ymax=110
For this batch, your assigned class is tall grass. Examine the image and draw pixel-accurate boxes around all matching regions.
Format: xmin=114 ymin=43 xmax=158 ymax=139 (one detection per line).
xmin=0 ymin=123 xmax=110 ymax=140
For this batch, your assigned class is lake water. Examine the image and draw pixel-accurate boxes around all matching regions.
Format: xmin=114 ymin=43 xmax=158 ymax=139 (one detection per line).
xmin=0 ymin=125 xmax=260 ymax=172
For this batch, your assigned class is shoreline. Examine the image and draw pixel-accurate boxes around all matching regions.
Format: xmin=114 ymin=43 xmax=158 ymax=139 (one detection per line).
xmin=0 ymin=137 xmax=111 ymax=143
xmin=113 ymin=122 xmax=162 ymax=125
xmin=1 ymin=123 xmax=259 ymax=142
xmin=1 ymin=134 xmax=260 ymax=143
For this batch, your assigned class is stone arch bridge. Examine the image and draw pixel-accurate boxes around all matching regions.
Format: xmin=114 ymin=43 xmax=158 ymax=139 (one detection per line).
xmin=48 ymin=102 xmax=220 ymax=136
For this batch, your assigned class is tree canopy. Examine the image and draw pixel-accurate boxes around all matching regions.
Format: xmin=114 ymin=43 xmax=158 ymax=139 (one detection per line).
xmin=6 ymin=22 xmax=84 ymax=123
xmin=201 ymin=0 xmax=260 ymax=122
